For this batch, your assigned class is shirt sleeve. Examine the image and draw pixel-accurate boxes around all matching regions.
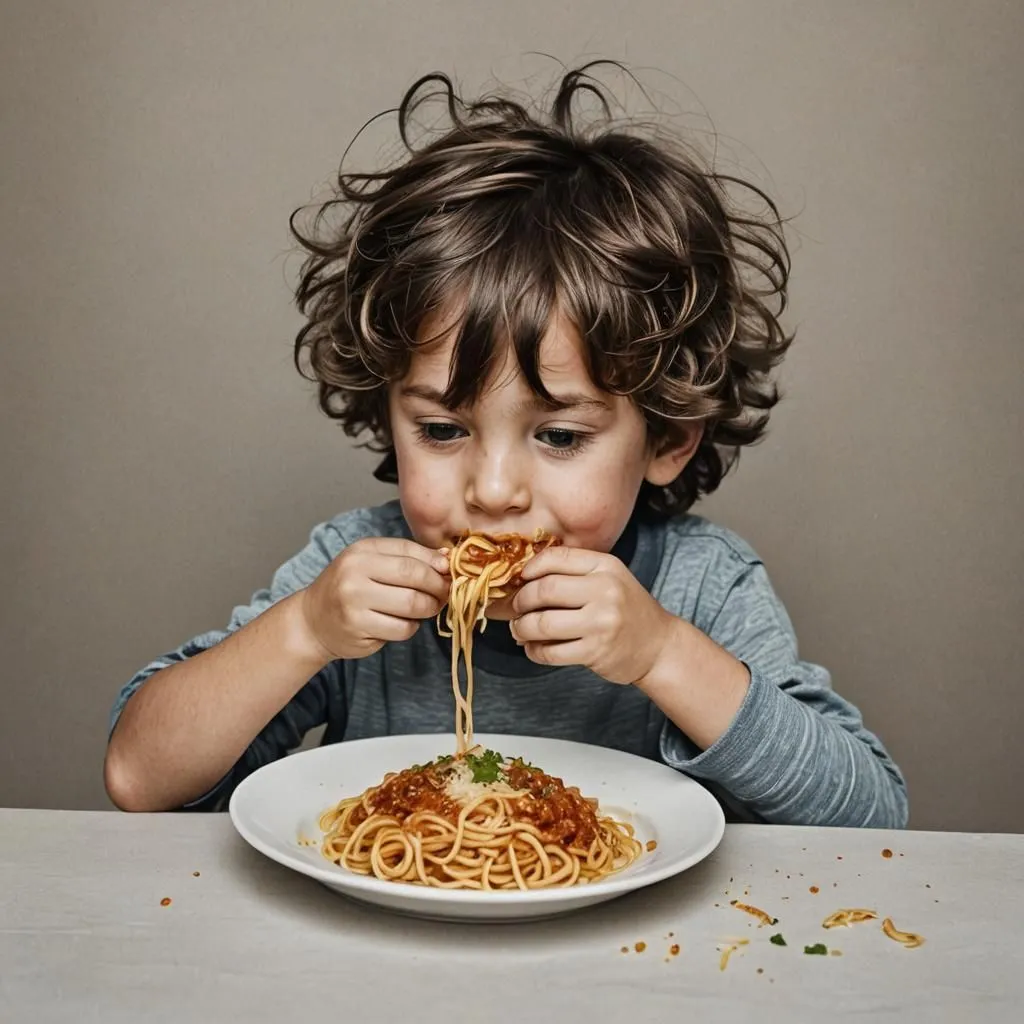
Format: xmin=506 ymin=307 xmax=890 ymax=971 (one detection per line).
xmin=659 ymin=562 xmax=909 ymax=828
xmin=108 ymin=520 xmax=348 ymax=811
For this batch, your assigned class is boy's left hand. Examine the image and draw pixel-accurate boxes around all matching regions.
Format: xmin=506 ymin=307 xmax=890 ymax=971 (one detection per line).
xmin=509 ymin=545 xmax=678 ymax=685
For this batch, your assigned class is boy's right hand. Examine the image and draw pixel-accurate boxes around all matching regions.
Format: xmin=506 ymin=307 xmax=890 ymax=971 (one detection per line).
xmin=298 ymin=538 xmax=450 ymax=663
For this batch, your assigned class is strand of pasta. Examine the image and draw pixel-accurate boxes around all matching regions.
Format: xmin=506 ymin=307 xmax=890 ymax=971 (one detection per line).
xmin=440 ymin=532 xmax=555 ymax=753
xmin=319 ymin=790 xmax=641 ymax=891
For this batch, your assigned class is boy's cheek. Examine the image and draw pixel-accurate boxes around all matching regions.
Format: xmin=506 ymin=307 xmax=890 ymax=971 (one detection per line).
xmin=551 ymin=495 xmax=627 ymax=553
xmin=397 ymin=471 xmax=453 ymax=547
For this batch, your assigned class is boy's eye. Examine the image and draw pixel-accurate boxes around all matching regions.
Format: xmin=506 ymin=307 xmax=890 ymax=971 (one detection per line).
xmin=418 ymin=422 xmax=466 ymax=443
xmin=537 ymin=428 xmax=580 ymax=449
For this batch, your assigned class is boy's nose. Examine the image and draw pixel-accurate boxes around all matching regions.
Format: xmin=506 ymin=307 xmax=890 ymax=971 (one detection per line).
xmin=465 ymin=448 xmax=531 ymax=517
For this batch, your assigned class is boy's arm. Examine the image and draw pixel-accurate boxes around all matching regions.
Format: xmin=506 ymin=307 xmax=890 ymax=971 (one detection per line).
xmin=106 ymin=513 xmax=448 ymax=813
xmin=104 ymin=523 xmax=342 ymax=812
xmin=647 ymin=563 xmax=909 ymax=828
xmin=105 ymin=593 xmax=332 ymax=812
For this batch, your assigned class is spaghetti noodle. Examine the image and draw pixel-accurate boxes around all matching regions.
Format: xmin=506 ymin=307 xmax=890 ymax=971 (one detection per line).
xmin=318 ymin=750 xmax=642 ymax=890
xmin=318 ymin=530 xmax=644 ymax=891
xmin=440 ymin=530 xmax=559 ymax=753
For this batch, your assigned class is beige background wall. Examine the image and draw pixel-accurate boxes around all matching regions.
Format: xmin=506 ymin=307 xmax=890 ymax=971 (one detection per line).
xmin=2 ymin=1 xmax=1021 ymax=831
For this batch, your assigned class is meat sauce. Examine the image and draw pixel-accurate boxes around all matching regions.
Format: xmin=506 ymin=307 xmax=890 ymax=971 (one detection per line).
xmin=353 ymin=756 xmax=601 ymax=848
xmin=504 ymin=762 xmax=599 ymax=847
xmin=352 ymin=765 xmax=460 ymax=826
xmin=455 ymin=532 xmax=560 ymax=592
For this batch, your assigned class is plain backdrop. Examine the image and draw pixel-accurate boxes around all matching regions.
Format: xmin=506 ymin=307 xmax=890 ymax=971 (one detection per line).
xmin=2 ymin=0 xmax=1022 ymax=831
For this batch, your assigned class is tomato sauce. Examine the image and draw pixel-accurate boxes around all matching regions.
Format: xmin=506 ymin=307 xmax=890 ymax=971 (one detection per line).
xmin=352 ymin=766 xmax=460 ymax=826
xmin=456 ymin=532 xmax=560 ymax=591
xmin=350 ymin=756 xmax=601 ymax=849
xmin=505 ymin=762 xmax=600 ymax=847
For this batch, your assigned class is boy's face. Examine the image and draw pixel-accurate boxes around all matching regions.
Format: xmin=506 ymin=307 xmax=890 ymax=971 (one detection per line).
xmin=387 ymin=306 xmax=699 ymax=600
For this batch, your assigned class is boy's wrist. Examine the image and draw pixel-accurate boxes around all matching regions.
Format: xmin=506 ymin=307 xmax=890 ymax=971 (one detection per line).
xmin=634 ymin=616 xmax=751 ymax=750
xmin=634 ymin=616 xmax=695 ymax=694
xmin=282 ymin=590 xmax=336 ymax=672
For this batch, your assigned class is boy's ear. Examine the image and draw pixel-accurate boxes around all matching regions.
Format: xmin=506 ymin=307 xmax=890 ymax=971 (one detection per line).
xmin=644 ymin=423 xmax=704 ymax=487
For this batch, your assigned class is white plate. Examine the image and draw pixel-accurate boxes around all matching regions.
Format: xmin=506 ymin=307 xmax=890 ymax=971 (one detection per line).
xmin=228 ymin=733 xmax=725 ymax=922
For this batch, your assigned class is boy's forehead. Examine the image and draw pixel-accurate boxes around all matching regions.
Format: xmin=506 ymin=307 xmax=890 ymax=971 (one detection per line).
xmin=407 ymin=306 xmax=591 ymax=388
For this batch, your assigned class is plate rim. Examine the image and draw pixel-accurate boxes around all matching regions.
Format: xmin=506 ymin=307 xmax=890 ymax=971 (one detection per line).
xmin=228 ymin=732 xmax=725 ymax=904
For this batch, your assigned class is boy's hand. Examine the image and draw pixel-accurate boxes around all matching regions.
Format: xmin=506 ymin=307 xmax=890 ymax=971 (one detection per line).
xmin=299 ymin=538 xmax=449 ymax=662
xmin=509 ymin=545 xmax=678 ymax=686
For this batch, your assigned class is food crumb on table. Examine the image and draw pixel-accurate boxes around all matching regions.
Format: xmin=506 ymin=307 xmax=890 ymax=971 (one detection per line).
xmin=160 ymin=898 xmax=172 ymax=907
xmin=882 ymin=917 xmax=925 ymax=949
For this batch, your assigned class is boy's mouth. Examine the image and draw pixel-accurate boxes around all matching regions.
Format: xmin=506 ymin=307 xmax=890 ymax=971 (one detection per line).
xmin=444 ymin=528 xmax=561 ymax=602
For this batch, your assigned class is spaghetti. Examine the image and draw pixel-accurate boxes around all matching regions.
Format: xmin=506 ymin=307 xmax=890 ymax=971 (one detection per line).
xmin=318 ymin=750 xmax=642 ymax=890
xmin=440 ymin=530 xmax=559 ymax=753
xmin=318 ymin=530 xmax=644 ymax=891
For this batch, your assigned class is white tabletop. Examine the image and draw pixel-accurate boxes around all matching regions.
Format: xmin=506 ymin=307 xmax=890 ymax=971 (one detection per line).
xmin=1 ymin=809 xmax=1022 ymax=1023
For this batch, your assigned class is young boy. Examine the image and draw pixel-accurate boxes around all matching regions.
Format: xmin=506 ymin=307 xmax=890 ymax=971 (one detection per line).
xmin=104 ymin=65 xmax=908 ymax=826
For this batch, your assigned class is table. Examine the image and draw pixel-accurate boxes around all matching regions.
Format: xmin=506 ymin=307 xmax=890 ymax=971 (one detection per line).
xmin=2 ymin=809 xmax=1022 ymax=1022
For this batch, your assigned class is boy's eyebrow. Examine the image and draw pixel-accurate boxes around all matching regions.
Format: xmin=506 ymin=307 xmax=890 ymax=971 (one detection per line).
xmin=517 ymin=393 xmax=611 ymax=413
xmin=399 ymin=384 xmax=457 ymax=407
xmin=399 ymin=384 xmax=610 ymax=412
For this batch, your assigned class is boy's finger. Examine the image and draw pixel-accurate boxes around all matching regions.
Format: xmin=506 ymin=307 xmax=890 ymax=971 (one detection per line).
xmin=512 ymin=575 xmax=591 ymax=615
xmin=510 ymin=609 xmax=583 ymax=644
xmin=521 ymin=638 xmax=588 ymax=668
xmin=362 ymin=610 xmax=423 ymax=644
xmin=519 ymin=544 xmax=603 ymax=581
xmin=362 ymin=536 xmax=449 ymax=574
xmin=367 ymin=554 xmax=450 ymax=598
xmin=370 ymin=584 xmax=445 ymax=621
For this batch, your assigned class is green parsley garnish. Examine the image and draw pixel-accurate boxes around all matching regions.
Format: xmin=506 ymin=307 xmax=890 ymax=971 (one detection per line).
xmin=465 ymin=749 xmax=505 ymax=784
xmin=413 ymin=754 xmax=456 ymax=773
xmin=769 ymin=933 xmax=787 ymax=946
xmin=803 ymin=943 xmax=828 ymax=955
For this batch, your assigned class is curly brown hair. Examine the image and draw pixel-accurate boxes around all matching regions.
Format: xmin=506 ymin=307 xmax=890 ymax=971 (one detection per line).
xmin=292 ymin=63 xmax=792 ymax=518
